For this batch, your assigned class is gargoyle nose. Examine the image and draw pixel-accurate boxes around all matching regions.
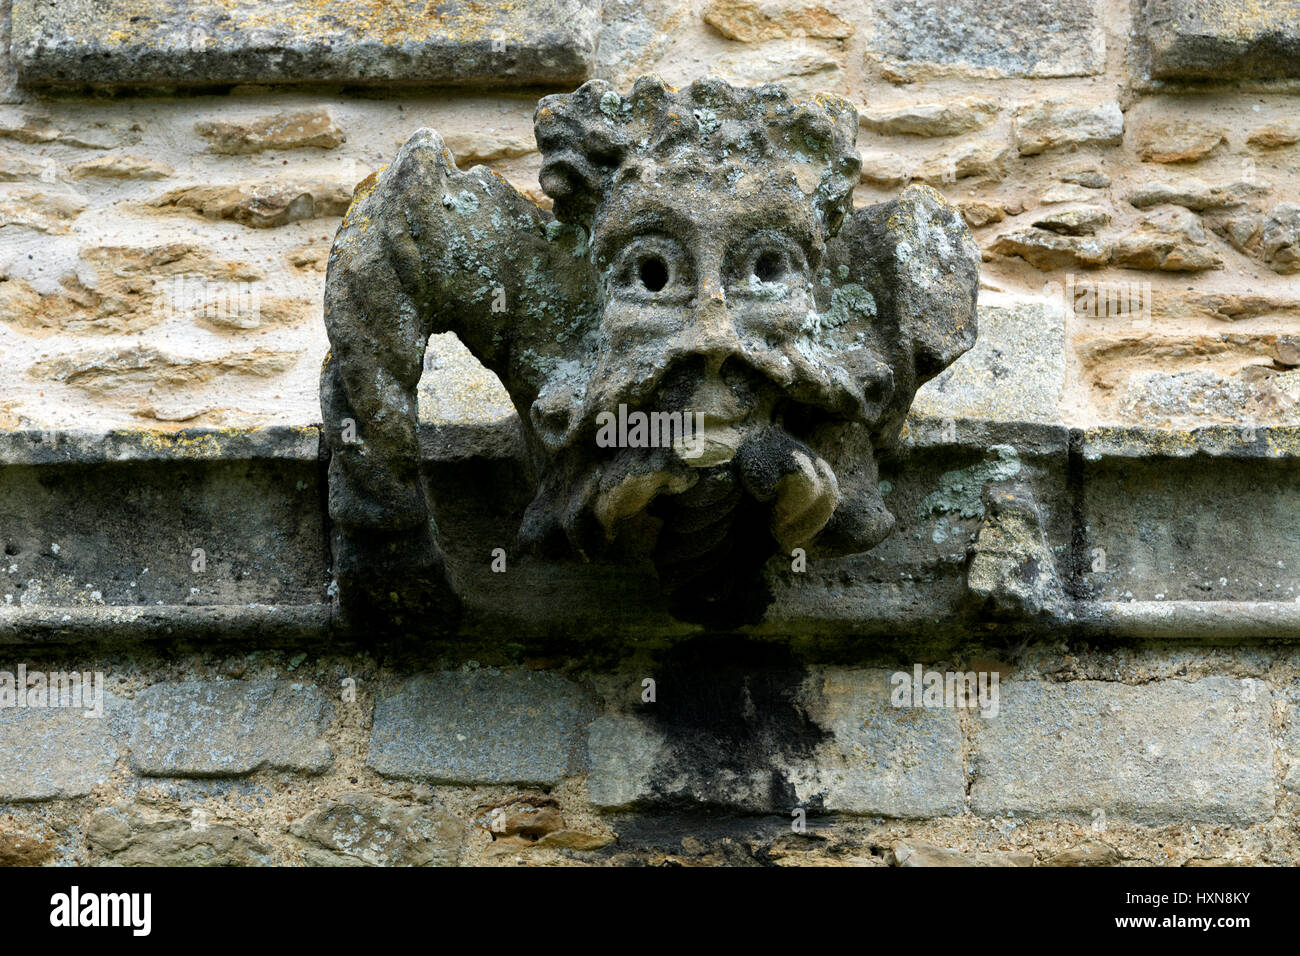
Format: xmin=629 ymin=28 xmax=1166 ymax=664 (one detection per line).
xmin=691 ymin=288 xmax=744 ymax=375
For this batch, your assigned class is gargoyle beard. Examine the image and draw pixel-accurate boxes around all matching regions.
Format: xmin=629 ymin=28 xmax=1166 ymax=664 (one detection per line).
xmin=516 ymin=353 xmax=898 ymax=623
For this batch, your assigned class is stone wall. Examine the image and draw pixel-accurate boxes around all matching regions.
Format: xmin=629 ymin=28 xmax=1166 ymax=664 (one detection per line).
xmin=0 ymin=0 xmax=1296 ymax=434
xmin=2 ymin=0 xmax=1300 ymax=867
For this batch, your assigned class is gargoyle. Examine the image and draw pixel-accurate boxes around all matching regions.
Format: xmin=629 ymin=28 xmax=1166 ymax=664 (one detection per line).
xmin=321 ymin=76 xmax=978 ymax=629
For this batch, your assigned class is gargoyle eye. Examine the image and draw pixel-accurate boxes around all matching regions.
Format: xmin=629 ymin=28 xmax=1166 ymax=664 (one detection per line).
xmin=753 ymin=250 xmax=785 ymax=282
xmin=639 ymin=256 xmax=669 ymax=292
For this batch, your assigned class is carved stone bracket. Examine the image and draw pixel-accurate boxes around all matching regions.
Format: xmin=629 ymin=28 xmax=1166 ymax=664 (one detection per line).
xmin=321 ymin=76 xmax=980 ymax=631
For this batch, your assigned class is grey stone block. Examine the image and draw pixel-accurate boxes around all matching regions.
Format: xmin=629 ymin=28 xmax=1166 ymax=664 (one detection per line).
xmin=913 ymin=297 xmax=1065 ymax=425
xmin=800 ymin=669 xmax=967 ymax=817
xmin=865 ymin=0 xmax=1105 ymax=79
xmin=368 ymin=669 xmax=596 ymax=785
xmin=1144 ymin=0 xmax=1300 ymax=80
xmin=586 ymin=669 xmax=966 ymax=817
xmin=0 ymin=688 xmax=120 ymax=800
xmin=11 ymin=0 xmax=600 ymax=89
xmin=971 ymin=677 xmax=1275 ymax=824
xmin=130 ymin=680 xmax=332 ymax=776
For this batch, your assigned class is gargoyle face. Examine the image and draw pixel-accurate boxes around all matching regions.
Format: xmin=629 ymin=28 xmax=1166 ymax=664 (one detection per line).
xmin=321 ymin=75 xmax=979 ymax=627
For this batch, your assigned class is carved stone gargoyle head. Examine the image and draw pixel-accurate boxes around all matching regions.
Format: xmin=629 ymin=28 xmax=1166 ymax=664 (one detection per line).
xmin=321 ymin=76 xmax=978 ymax=629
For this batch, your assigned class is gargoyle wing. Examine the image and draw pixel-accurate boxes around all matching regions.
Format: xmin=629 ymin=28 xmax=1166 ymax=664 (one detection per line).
xmin=320 ymin=129 xmax=597 ymax=628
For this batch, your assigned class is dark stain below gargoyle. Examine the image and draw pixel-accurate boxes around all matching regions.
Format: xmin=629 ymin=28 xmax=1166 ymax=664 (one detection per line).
xmin=641 ymin=636 xmax=828 ymax=812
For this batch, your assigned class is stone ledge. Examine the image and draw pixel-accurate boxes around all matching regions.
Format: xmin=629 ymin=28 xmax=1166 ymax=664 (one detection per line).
xmin=1142 ymin=0 xmax=1300 ymax=81
xmin=10 ymin=0 xmax=600 ymax=90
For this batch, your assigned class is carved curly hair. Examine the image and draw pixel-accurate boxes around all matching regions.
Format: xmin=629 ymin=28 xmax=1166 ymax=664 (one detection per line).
xmin=534 ymin=75 xmax=862 ymax=237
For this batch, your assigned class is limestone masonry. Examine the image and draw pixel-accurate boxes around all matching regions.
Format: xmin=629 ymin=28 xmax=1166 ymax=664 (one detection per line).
xmin=0 ymin=0 xmax=1298 ymax=868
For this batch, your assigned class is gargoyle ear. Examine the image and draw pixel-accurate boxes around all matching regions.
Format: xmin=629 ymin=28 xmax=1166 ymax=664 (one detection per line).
xmin=827 ymin=183 xmax=980 ymax=443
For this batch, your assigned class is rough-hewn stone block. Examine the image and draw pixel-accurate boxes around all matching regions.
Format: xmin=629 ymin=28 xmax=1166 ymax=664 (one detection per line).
xmin=130 ymin=680 xmax=332 ymax=776
xmin=971 ymin=677 xmax=1274 ymax=824
xmin=11 ymin=0 xmax=600 ymax=89
xmin=865 ymin=0 xmax=1105 ymax=79
xmin=367 ymin=669 xmax=596 ymax=785
xmin=1144 ymin=0 xmax=1300 ymax=80
xmin=0 ymin=691 xmax=120 ymax=800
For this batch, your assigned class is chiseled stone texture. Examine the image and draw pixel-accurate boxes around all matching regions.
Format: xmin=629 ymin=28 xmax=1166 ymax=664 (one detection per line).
xmin=87 ymin=803 xmax=272 ymax=866
xmin=11 ymin=0 xmax=600 ymax=88
xmin=912 ymin=297 xmax=1065 ymax=425
xmin=288 ymin=793 xmax=466 ymax=867
xmin=865 ymin=0 xmax=1105 ymax=79
xmin=367 ymin=669 xmax=597 ymax=785
xmin=971 ymin=677 xmax=1275 ymax=825
xmin=1144 ymin=0 xmax=1300 ymax=80
xmin=799 ymin=669 xmax=966 ymax=817
xmin=0 ymin=692 xmax=121 ymax=800
xmin=130 ymin=680 xmax=333 ymax=776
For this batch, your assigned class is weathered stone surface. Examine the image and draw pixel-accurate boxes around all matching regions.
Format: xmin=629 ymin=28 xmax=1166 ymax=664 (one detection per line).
xmin=1143 ymin=0 xmax=1300 ymax=80
xmin=989 ymin=231 xmax=1111 ymax=269
xmin=0 ymin=824 xmax=54 ymax=865
xmin=1247 ymin=123 xmax=1300 ymax=148
xmin=892 ymin=840 xmax=1033 ymax=867
xmin=1046 ymin=840 xmax=1120 ymax=866
xmin=322 ymin=76 xmax=978 ymax=628
xmin=1137 ymin=120 xmax=1227 ymax=164
xmin=588 ymin=665 xmax=965 ymax=816
xmin=1058 ymin=163 xmax=1111 ymax=189
xmin=858 ymin=97 xmax=998 ymax=137
xmin=967 ymin=481 xmax=1065 ymax=616
xmin=585 ymin=714 xmax=667 ymax=809
xmin=87 ymin=803 xmax=271 ymax=866
xmin=971 ymin=677 xmax=1275 ymax=824
xmin=1039 ymin=183 xmax=1095 ymax=204
xmin=11 ymin=0 xmax=601 ymax=88
xmin=1032 ymin=205 xmax=1110 ymax=235
xmin=196 ymin=109 xmax=344 ymax=154
xmin=1127 ymin=176 xmax=1269 ymax=211
xmin=289 ymin=793 xmax=465 ymax=866
xmin=913 ymin=298 xmax=1065 ymax=424
xmin=0 ymin=187 xmax=84 ymax=232
xmin=712 ymin=39 xmax=844 ymax=94
xmin=702 ymin=0 xmax=853 ymax=42
xmin=1014 ymin=100 xmax=1124 ymax=156
xmin=1261 ymin=203 xmax=1300 ymax=274
xmin=865 ymin=0 xmax=1105 ymax=79
xmin=799 ymin=669 xmax=966 ymax=817
xmin=858 ymin=148 xmax=908 ymax=187
xmin=0 ymin=146 xmax=53 ymax=180
xmin=0 ymin=244 xmax=263 ymax=337
xmin=31 ymin=347 xmax=296 ymax=391
xmin=917 ymin=139 xmax=1013 ymax=183
xmin=150 ymin=179 xmax=352 ymax=228
xmin=368 ymin=670 xmax=595 ymax=785
xmin=0 ymin=112 xmax=135 ymax=148
xmin=130 ymin=680 xmax=332 ymax=776
xmin=440 ymin=129 xmax=536 ymax=166
xmin=959 ymin=199 xmax=1005 ymax=228
xmin=69 ymin=154 xmax=173 ymax=180
xmin=0 ymin=691 xmax=120 ymax=800
xmin=1112 ymin=208 xmax=1223 ymax=271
